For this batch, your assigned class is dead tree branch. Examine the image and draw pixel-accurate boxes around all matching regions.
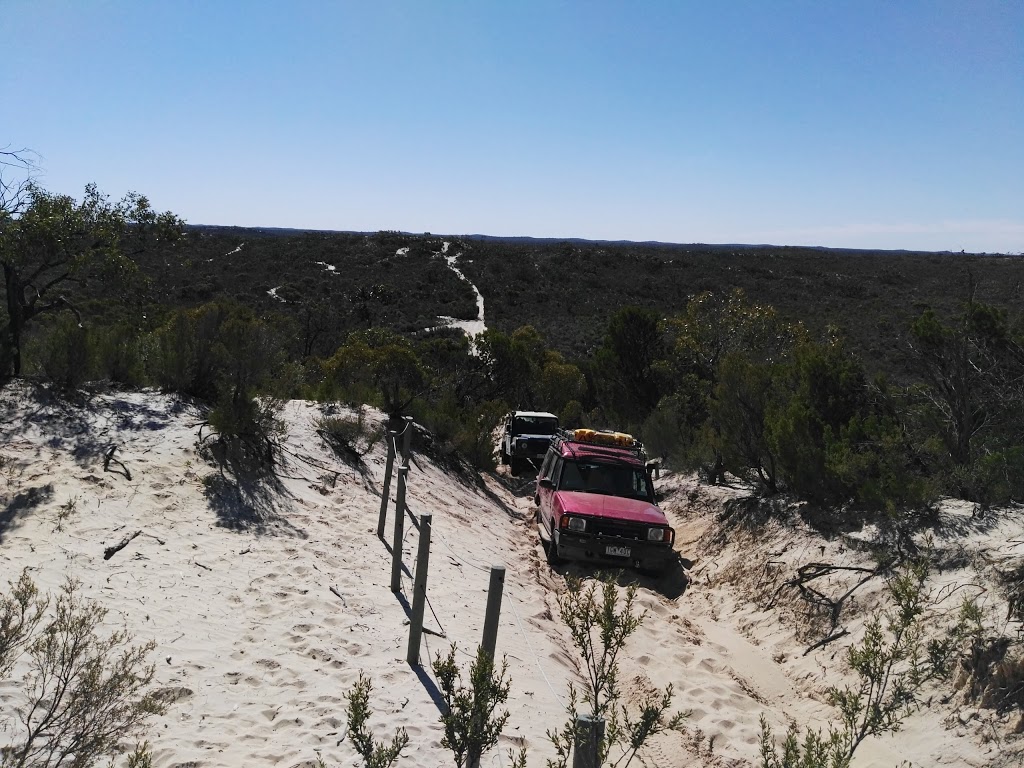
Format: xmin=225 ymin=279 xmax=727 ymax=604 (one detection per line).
xmin=102 ymin=445 xmax=132 ymax=480
xmin=103 ymin=530 xmax=142 ymax=560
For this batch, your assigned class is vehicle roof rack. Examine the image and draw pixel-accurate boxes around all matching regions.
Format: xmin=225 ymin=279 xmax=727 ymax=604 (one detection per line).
xmin=552 ymin=428 xmax=647 ymax=460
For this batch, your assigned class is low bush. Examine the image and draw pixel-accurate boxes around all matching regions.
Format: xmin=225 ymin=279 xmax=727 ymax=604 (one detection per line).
xmin=0 ymin=571 xmax=163 ymax=768
xmin=334 ymin=673 xmax=408 ymax=768
xmin=29 ymin=314 xmax=92 ymax=390
xmin=432 ymin=644 xmax=524 ymax=768
xmin=92 ymin=323 xmax=147 ymax=387
xmin=315 ymin=409 xmax=384 ymax=463
xmin=547 ymin=574 xmax=687 ymax=767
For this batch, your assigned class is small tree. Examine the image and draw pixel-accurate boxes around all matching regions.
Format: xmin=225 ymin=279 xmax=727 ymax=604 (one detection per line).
xmin=0 ymin=571 xmax=164 ymax=768
xmin=0 ymin=180 xmax=182 ymax=378
xmin=432 ymin=644 xmax=523 ymax=768
xmin=341 ymin=674 xmax=408 ymax=768
xmin=759 ymin=716 xmax=850 ymax=768
xmin=760 ymin=558 xmax=956 ymax=767
xmin=547 ymin=575 xmax=687 ymax=768
xmin=828 ymin=559 xmax=953 ymax=757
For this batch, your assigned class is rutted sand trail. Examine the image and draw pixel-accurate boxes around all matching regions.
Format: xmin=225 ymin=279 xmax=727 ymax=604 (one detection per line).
xmin=0 ymin=385 xmax=1010 ymax=767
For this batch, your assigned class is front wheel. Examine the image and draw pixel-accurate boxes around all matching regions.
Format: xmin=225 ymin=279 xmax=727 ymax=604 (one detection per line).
xmin=544 ymin=533 xmax=564 ymax=566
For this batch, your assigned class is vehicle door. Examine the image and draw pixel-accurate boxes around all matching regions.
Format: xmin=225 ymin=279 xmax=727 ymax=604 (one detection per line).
xmin=502 ymin=414 xmax=513 ymax=455
xmin=537 ymin=454 xmax=561 ymax=530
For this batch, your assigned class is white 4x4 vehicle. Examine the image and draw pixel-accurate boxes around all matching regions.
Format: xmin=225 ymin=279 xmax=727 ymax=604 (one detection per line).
xmin=500 ymin=411 xmax=559 ymax=474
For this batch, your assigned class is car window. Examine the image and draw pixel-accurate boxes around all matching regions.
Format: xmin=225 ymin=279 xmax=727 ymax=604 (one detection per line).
xmin=513 ymin=416 xmax=558 ymax=435
xmin=558 ymin=460 xmax=585 ymax=491
xmin=557 ymin=461 xmax=649 ymax=499
xmin=540 ymin=450 xmax=555 ymax=479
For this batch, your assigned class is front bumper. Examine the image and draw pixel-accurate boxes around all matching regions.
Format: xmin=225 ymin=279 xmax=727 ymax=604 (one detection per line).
xmin=553 ymin=530 xmax=676 ymax=570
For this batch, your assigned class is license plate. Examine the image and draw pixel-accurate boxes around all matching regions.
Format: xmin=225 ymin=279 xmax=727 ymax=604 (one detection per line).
xmin=605 ymin=545 xmax=630 ymax=558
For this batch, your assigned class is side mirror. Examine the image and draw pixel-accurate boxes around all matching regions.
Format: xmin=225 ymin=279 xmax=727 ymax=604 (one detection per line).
xmin=646 ymin=460 xmax=661 ymax=480
xmin=538 ymin=477 xmax=554 ymax=490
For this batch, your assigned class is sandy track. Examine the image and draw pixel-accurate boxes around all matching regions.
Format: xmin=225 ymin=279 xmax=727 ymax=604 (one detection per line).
xmin=0 ymin=384 xmax=1013 ymax=767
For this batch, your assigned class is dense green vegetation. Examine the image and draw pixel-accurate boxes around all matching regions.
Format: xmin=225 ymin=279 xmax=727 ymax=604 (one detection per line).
xmin=3 ymin=177 xmax=1024 ymax=517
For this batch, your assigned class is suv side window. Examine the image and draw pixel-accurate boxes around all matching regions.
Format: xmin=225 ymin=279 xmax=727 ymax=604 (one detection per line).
xmin=549 ymin=457 xmax=563 ymax=485
xmin=539 ymin=449 xmax=555 ymax=480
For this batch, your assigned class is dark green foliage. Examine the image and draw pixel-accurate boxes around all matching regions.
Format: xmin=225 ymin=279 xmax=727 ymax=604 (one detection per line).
xmin=711 ymin=353 xmax=780 ymax=492
xmin=593 ymin=306 xmax=668 ymax=425
xmin=660 ymin=290 xmax=804 ymax=483
xmin=150 ymin=304 xmax=228 ymax=399
xmin=825 ymin=410 xmax=939 ymax=516
xmin=6 ymin=189 xmax=1024 ymax=511
xmin=91 ymin=323 xmax=147 ymax=387
xmin=0 ymin=181 xmax=182 ymax=379
xmin=204 ymin=395 xmax=285 ymax=469
xmin=908 ymin=296 xmax=1024 ymax=504
xmin=150 ymin=301 xmax=289 ymax=468
xmin=476 ymin=326 xmax=545 ymax=409
xmin=321 ymin=329 xmax=425 ymax=415
xmin=28 ymin=314 xmax=92 ymax=390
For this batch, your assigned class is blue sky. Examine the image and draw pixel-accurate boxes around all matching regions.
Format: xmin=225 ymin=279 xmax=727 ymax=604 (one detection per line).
xmin=3 ymin=1 xmax=1022 ymax=252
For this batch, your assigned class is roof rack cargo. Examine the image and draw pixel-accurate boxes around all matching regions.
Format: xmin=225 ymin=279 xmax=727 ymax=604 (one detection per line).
xmin=552 ymin=428 xmax=646 ymax=459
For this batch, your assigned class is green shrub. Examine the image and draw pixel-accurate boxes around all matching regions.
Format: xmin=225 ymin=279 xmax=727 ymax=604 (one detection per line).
xmin=148 ymin=305 xmax=224 ymax=399
xmin=0 ymin=571 xmax=164 ymax=768
xmin=29 ymin=314 xmax=93 ymax=389
xmin=204 ymin=395 xmax=285 ymax=470
xmin=336 ymin=673 xmax=408 ymax=768
xmin=547 ymin=574 xmax=687 ymax=767
xmin=315 ymin=409 xmax=384 ymax=462
xmin=432 ymin=644 xmax=522 ymax=768
xmin=92 ymin=323 xmax=147 ymax=386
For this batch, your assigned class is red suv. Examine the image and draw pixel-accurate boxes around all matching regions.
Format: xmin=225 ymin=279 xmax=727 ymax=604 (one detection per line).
xmin=534 ymin=430 xmax=675 ymax=574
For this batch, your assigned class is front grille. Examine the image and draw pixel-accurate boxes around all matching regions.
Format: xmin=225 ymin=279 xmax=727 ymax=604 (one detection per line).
xmin=521 ymin=438 xmax=550 ymax=453
xmin=587 ymin=518 xmax=647 ymax=541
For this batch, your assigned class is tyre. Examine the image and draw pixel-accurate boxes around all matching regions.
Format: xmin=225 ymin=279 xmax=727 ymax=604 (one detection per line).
xmin=545 ymin=530 xmax=564 ymax=566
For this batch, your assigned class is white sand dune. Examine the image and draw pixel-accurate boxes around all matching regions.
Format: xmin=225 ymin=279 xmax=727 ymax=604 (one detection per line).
xmin=0 ymin=383 xmax=1019 ymax=767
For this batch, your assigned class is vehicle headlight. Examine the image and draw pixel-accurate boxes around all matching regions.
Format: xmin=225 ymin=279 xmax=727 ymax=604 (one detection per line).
xmin=567 ymin=517 xmax=586 ymax=532
xmin=647 ymin=527 xmax=666 ymax=541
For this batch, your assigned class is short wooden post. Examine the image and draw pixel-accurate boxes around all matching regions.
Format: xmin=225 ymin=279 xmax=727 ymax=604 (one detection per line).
xmin=481 ymin=566 xmax=505 ymax=661
xmin=401 ymin=416 xmax=414 ymax=463
xmin=572 ymin=714 xmax=604 ymax=768
xmin=406 ymin=514 xmax=432 ymax=666
xmin=390 ymin=466 xmax=408 ymax=593
xmin=377 ymin=431 xmax=398 ymax=538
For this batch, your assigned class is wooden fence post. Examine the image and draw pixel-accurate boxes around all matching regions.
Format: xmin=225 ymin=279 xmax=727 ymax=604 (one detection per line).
xmin=401 ymin=416 xmax=413 ymax=463
xmin=481 ymin=566 xmax=505 ymax=661
xmin=377 ymin=431 xmax=397 ymax=538
xmin=390 ymin=465 xmax=408 ymax=593
xmin=572 ymin=714 xmax=604 ymax=768
xmin=406 ymin=514 xmax=432 ymax=666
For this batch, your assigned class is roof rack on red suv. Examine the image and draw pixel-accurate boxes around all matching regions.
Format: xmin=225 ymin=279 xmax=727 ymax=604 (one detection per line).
xmin=549 ymin=428 xmax=647 ymax=462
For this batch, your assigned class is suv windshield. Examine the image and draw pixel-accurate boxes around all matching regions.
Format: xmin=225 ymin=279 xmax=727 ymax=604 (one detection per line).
xmin=557 ymin=460 xmax=650 ymax=500
xmin=513 ymin=416 xmax=558 ymax=435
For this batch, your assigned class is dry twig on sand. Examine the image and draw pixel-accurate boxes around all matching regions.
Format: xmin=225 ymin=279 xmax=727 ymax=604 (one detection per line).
xmin=103 ymin=530 xmax=142 ymax=560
